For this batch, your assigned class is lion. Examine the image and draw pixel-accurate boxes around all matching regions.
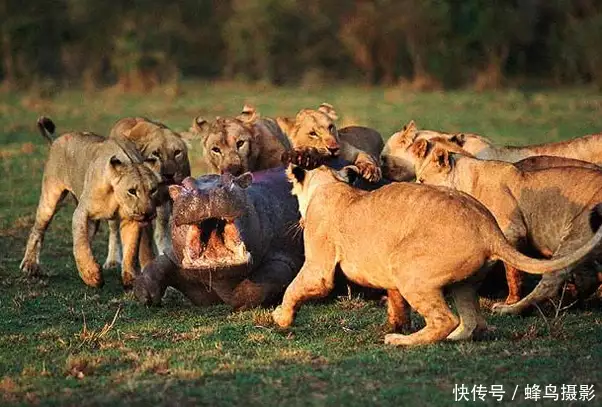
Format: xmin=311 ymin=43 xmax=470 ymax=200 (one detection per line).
xmin=192 ymin=115 xmax=290 ymax=176
xmin=384 ymin=121 xmax=602 ymax=165
xmin=382 ymin=120 xmax=602 ymax=181
xmin=271 ymin=164 xmax=602 ymax=345
xmin=20 ymin=117 xmax=161 ymax=288
xmin=246 ymin=103 xmax=383 ymax=182
xmin=104 ymin=117 xmax=191 ymax=270
xmin=408 ymin=139 xmax=602 ymax=313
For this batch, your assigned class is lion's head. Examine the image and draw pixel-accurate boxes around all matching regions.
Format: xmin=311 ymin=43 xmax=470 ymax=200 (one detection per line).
xmin=106 ymin=154 xmax=161 ymax=223
xmin=409 ymin=139 xmax=459 ymax=186
xmin=277 ymin=103 xmax=342 ymax=157
xmin=286 ymin=163 xmax=359 ymax=220
xmin=110 ymin=117 xmax=191 ymax=186
xmin=192 ymin=116 xmax=258 ymax=176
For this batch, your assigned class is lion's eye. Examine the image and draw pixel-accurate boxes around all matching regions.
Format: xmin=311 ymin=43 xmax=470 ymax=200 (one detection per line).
xmin=174 ymin=149 xmax=183 ymax=158
xmin=236 ymin=140 xmax=245 ymax=149
xmin=152 ymin=150 xmax=161 ymax=158
xmin=309 ymin=131 xmax=319 ymax=139
xmin=211 ymin=146 xmax=221 ymax=154
xmin=128 ymin=188 xmax=137 ymax=196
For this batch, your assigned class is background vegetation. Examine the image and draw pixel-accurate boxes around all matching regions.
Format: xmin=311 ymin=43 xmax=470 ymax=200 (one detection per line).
xmin=2 ymin=0 xmax=602 ymax=91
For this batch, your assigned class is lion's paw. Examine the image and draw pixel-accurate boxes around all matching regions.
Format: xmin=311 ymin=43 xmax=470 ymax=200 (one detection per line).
xmin=384 ymin=333 xmax=414 ymax=346
xmin=20 ymin=258 xmax=41 ymax=276
xmin=272 ymin=306 xmax=294 ymax=328
xmin=102 ymin=258 xmax=121 ymax=270
xmin=491 ymin=302 xmax=521 ymax=315
xmin=78 ymin=263 xmax=104 ymax=288
xmin=356 ymin=160 xmax=382 ymax=183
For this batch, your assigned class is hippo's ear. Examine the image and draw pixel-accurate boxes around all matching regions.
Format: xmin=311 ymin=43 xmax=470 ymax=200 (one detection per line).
xmin=233 ymin=172 xmax=253 ymax=189
xmin=168 ymin=184 xmax=184 ymax=201
xmin=334 ymin=165 xmax=360 ymax=185
xmin=286 ymin=164 xmax=306 ymax=185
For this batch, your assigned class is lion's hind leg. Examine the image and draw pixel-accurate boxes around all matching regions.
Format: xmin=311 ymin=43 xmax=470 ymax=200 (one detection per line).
xmin=20 ymin=178 xmax=68 ymax=276
xmin=385 ymin=288 xmax=458 ymax=346
xmin=446 ymin=282 xmax=486 ymax=341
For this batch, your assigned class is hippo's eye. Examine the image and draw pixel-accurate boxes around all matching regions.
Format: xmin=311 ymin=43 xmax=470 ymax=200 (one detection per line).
xmin=236 ymin=140 xmax=245 ymax=149
xmin=309 ymin=131 xmax=319 ymax=139
xmin=128 ymin=188 xmax=137 ymax=196
xmin=211 ymin=146 xmax=221 ymax=154
xmin=174 ymin=149 xmax=183 ymax=158
xmin=150 ymin=187 xmax=158 ymax=195
xmin=328 ymin=124 xmax=335 ymax=133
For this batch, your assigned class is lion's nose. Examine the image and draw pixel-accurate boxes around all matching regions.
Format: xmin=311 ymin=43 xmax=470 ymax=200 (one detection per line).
xmin=327 ymin=146 xmax=340 ymax=156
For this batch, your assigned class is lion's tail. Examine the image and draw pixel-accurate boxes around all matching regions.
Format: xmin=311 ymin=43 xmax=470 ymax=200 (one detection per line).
xmin=491 ymin=204 xmax=602 ymax=274
xmin=37 ymin=116 xmax=56 ymax=143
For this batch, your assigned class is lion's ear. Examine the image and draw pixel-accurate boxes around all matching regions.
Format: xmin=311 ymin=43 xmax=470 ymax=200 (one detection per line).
xmin=431 ymin=147 xmax=450 ymax=169
xmin=108 ymin=155 xmax=124 ymax=174
xmin=409 ymin=138 xmax=430 ymax=158
xmin=191 ymin=116 xmax=211 ymax=141
xmin=399 ymin=120 xmax=418 ymax=143
xmin=237 ymin=104 xmax=260 ymax=123
xmin=334 ymin=165 xmax=360 ymax=185
xmin=318 ymin=103 xmax=338 ymax=121
xmin=168 ymin=184 xmax=184 ymax=201
xmin=123 ymin=121 xmax=153 ymax=141
xmin=449 ymin=133 xmax=466 ymax=147
xmin=276 ymin=116 xmax=295 ymax=136
xmin=233 ymin=172 xmax=253 ymax=189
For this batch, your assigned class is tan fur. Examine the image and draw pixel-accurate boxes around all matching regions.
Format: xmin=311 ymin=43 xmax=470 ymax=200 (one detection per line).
xmin=410 ymin=141 xmax=602 ymax=312
xmin=21 ymin=118 xmax=161 ymax=288
xmin=104 ymin=117 xmax=191 ymax=269
xmin=239 ymin=104 xmax=383 ymax=182
xmin=193 ymin=114 xmax=290 ymax=176
xmin=271 ymin=165 xmax=602 ymax=345
xmin=392 ymin=125 xmax=602 ymax=163
xmin=382 ymin=121 xmax=474 ymax=181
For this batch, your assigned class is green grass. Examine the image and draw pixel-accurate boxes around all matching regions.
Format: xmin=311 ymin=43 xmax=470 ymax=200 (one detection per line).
xmin=1 ymin=82 xmax=602 ymax=406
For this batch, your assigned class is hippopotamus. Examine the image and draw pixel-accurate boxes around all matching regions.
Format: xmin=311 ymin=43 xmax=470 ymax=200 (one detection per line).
xmin=133 ymin=167 xmax=304 ymax=310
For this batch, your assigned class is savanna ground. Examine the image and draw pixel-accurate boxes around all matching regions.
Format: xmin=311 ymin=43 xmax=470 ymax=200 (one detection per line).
xmin=1 ymin=82 xmax=602 ymax=406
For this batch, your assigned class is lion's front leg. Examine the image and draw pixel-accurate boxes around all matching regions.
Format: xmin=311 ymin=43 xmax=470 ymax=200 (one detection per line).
xmin=340 ymin=143 xmax=382 ymax=182
xmin=272 ymin=261 xmax=335 ymax=328
xmin=120 ymin=218 xmax=143 ymax=289
xmin=103 ymin=219 xmax=121 ymax=270
xmin=153 ymin=202 xmax=172 ymax=255
xmin=72 ymin=206 xmax=103 ymax=287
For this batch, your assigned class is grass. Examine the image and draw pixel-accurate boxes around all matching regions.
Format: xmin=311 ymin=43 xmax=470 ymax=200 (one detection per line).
xmin=1 ymin=81 xmax=602 ymax=406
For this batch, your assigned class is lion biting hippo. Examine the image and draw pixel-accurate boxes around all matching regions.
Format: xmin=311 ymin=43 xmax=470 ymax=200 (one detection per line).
xmin=133 ymin=167 xmax=304 ymax=310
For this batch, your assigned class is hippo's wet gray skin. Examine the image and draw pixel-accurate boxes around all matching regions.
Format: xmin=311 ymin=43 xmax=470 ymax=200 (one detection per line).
xmin=133 ymin=167 xmax=304 ymax=310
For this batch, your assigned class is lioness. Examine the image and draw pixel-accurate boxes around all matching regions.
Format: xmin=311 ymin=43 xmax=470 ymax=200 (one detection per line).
xmin=409 ymin=139 xmax=602 ymax=313
xmin=20 ymin=117 xmax=160 ymax=288
xmin=384 ymin=121 xmax=602 ymax=165
xmin=193 ymin=115 xmax=291 ymax=176
xmin=104 ymin=117 xmax=191 ymax=269
xmin=271 ymin=164 xmax=602 ymax=345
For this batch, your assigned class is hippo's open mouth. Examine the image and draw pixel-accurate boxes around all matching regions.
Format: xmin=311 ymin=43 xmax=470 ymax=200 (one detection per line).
xmin=181 ymin=217 xmax=249 ymax=269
